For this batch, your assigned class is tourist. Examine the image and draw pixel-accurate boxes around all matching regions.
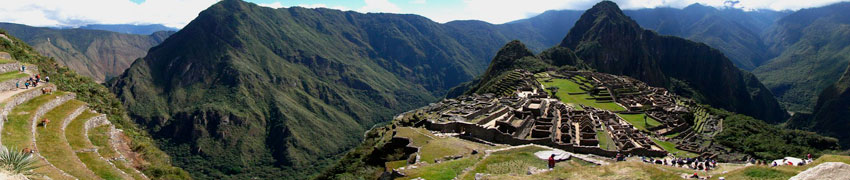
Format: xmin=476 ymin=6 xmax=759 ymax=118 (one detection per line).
xmin=36 ymin=74 xmax=40 ymax=82
xmin=807 ymin=153 xmax=812 ymax=161
xmin=690 ymin=172 xmax=699 ymax=179
xmin=24 ymin=81 xmax=29 ymax=89
xmin=45 ymin=76 xmax=49 ymax=83
xmin=15 ymin=81 xmax=19 ymax=90
xmin=548 ymin=154 xmax=556 ymax=170
xmin=20 ymin=65 xmax=25 ymax=72
xmin=772 ymin=161 xmax=777 ymax=167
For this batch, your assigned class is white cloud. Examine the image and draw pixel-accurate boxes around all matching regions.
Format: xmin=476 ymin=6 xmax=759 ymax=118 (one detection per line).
xmin=258 ymin=2 xmax=284 ymax=9
xmin=411 ymin=0 xmax=426 ymax=4
xmin=0 ymin=0 xmax=218 ymax=28
xmin=359 ymin=0 xmax=402 ymax=13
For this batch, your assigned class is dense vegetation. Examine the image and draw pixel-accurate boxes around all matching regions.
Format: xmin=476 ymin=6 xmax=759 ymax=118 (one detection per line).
xmin=786 ymin=62 xmax=850 ymax=148
xmin=711 ymin=107 xmax=839 ymax=160
xmin=0 ymin=23 xmax=173 ymax=82
xmin=754 ymin=2 xmax=850 ymax=112
xmin=0 ymin=29 xmax=189 ymax=178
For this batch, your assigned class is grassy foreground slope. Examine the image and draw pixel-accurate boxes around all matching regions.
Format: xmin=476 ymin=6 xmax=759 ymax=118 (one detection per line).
xmin=0 ymin=29 xmax=189 ymax=179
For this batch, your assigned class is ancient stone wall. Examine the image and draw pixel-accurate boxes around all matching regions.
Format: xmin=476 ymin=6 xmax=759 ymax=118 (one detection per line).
xmin=0 ymin=62 xmax=20 ymax=74
xmin=0 ymin=84 xmax=54 ymax=142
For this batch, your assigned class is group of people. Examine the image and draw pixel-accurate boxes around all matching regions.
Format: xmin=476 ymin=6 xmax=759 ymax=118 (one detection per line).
xmin=640 ymin=156 xmax=718 ymax=171
xmin=16 ymin=74 xmax=48 ymax=90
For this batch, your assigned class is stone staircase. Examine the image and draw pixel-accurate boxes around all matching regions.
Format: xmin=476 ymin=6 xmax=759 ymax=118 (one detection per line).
xmin=0 ymin=52 xmax=148 ymax=180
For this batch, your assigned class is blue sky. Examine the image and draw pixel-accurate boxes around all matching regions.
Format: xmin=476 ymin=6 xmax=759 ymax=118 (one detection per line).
xmin=1 ymin=0 xmax=849 ymax=28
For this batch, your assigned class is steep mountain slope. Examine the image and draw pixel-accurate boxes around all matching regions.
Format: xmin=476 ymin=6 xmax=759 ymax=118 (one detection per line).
xmin=79 ymin=24 xmax=179 ymax=35
xmin=0 ymin=23 xmax=173 ymax=82
xmin=627 ymin=4 xmax=789 ymax=70
xmin=558 ymin=1 xmax=787 ymax=122
xmin=0 ymin=28 xmax=188 ymax=179
xmin=754 ymin=2 xmax=850 ymax=112
xmin=106 ymin=0 xmax=585 ymax=178
xmin=486 ymin=4 xmax=789 ymax=70
xmin=789 ymin=63 xmax=850 ymax=148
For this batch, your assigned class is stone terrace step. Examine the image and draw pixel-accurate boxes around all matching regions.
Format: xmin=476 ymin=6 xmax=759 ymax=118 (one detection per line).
xmin=0 ymin=85 xmax=54 ymax=142
xmin=36 ymin=100 xmax=101 ymax=180
xmin=88 ymin=123 xmax=149 ymax=180
xmin=66 ymin=110 xmax=133 ymax=180
xmin=1 ymin=92 xmax=75 ymax=179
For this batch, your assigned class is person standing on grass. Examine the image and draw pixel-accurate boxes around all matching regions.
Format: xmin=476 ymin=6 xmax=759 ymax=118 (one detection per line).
xmin=548 ymin=154 xmax=556 ymax=170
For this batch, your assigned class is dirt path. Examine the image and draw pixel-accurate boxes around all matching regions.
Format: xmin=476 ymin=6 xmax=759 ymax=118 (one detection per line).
xmin=0 ymin=70 xmax=42 ymax=102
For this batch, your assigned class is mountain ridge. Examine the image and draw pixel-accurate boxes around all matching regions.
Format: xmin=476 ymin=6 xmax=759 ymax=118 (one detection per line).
xmin=558 ymin=1 xmax=788 ymax=122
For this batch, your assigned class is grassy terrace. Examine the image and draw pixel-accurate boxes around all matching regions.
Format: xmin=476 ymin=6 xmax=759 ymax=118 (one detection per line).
xmin=460 ymin=146 xmax=595 ymax=180
xmin=36 ymin=100 xmax=100 ymax=179
xmin=394 ymin=127 xmax=496 ymax=163
xmin=0 ymin=58 xmax=16 ymax=64
xmin=89 ymin=125 xmax=147 ymax=180
xmin=596 ymin=129 xmax=616 ymax=151
xmin=0 ymin=71 xmax=27 ymax=83
xmin=650 ymin=138 xmax=698 ymax=158
xmin=1 ymin=92 xmax=73 ymax=179
xmin=65 ymin=110 xmax=130 ymax=179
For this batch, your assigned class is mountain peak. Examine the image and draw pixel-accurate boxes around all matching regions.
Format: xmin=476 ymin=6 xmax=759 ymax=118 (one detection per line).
xmin=559 ymin=1 xmax=641 ymax=48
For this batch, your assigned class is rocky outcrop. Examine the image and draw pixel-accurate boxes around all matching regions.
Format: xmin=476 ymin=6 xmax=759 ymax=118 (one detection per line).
xmin=790 ymin=162 xmax=850 ymax=180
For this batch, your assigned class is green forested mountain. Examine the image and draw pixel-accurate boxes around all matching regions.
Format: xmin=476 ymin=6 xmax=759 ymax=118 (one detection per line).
xmin=487 ymin=4 xmax=789 ymax=70
xmin=626 ymin=4 xmax=789 ymax=70
xmin=754 ymin=2 xmax=850 ymax=112
xmin=558 ymin=1 xmax=787 ymax=123
xmin=788 ymin=63 xmax=850 ymax=148
xmin=106 ymin=0 xmax=578 ymax=178
xmin=0 ymin=23 xmax=173 ymax=82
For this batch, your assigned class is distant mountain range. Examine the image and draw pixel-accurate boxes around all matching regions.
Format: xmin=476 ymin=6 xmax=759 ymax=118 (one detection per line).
xmin=0 ymin=23 xmax=173 ymax=82
xmin=76 ymin=24 xmax=178 ymax=35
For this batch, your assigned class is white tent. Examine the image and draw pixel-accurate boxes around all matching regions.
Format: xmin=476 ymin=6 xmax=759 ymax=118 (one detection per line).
xmin=772 ymin=157 xmax=804 ymax=166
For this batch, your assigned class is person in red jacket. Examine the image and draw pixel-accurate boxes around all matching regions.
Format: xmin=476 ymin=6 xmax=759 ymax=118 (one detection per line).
xmin=548 ymin=154 xmax=556 ymax=170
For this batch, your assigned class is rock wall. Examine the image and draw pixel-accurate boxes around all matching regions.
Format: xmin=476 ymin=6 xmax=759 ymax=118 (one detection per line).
xmin=426 ymin=120 xmax=667 ymax=157
xmin=60 ymin=105 xmax=87 ymax=131
xmin=0 ymin=84 xmax=54 ymax=142
xmin=0 ymin=62 xmax=21 ymax=74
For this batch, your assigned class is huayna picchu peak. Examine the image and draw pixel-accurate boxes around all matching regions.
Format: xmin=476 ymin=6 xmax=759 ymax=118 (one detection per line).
xmin=2 ymin=0 xmax=850 ymax=179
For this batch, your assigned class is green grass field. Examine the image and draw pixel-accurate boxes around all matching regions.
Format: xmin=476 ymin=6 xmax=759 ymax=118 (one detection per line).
xmin=619 ymin=113 xmax=661 ymax=131
xmin=540 ymin=78 xmax=625 ymax=111
xmin=650 ymin=138 xmax=698 ymax=158
xmin=596 ymin=129 xmax=616 ymax=151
